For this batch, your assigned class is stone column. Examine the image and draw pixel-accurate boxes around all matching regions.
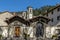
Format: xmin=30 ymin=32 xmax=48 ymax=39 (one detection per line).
xmin=8 ymin=25 xmax=10 ymax=38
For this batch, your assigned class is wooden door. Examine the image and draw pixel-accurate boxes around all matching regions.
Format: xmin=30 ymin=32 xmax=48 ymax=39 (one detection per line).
xmin=15 ymin=27 xmax=20 ymax=37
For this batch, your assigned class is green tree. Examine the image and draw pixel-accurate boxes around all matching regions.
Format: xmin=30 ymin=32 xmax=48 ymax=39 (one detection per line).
xmin=33 ymin=5 xmax=55 ymax=16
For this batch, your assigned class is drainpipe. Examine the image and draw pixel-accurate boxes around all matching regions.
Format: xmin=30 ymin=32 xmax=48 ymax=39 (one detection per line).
xmin=7 ymin=20 xmax=10 ymax=38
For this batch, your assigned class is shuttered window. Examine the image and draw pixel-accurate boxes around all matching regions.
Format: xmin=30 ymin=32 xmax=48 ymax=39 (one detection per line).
xmin=51 ymin=18 xmax=53 ymax=22
xmin=57 ymin=8 xmax=60 ymax=11
xmin=57 ymin=16 xmax=60 ymax=20
xmin=51 ymin=11 xmax=53 ymax=14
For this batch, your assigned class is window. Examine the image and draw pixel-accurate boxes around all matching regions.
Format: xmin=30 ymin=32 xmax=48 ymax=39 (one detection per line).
xmin=46 ymin=14 xmax=48 ymax=16
xmin=6 ymin=18 xmax=8 ymax=20
xmin=51 ymin=18 xmax=53 ymax=22
xmin=30 ymin=9 xmax=32 ymax=13
xmin=46 ymin=22 xmax=48 ymax=24
xmin=51 ymin=11 xmax=53 ymax=14
xmin=57 ymin=16 xmax=60 ymax=20
xmin=57 ymin=8 xmax=60 ymax=11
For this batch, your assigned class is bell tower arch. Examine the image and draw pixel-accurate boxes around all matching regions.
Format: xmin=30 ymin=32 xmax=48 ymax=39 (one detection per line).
xmin=27 ymin=6 xmax=33 ymax=19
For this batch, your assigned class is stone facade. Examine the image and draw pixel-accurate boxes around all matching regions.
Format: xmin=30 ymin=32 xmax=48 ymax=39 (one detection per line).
xmin=0 ymin=6 xmax=50 ymax=40
xmin=45 ymin=5 xmax=60 ymax=38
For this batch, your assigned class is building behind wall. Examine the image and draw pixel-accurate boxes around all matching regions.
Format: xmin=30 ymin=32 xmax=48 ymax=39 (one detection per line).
xmin=0 ymin=6 xmax=49 ymax=40
xmin=0 ymin=5 xmax=57 ymax=40
xmin=44 ymin=4 xmax=60 ymax=38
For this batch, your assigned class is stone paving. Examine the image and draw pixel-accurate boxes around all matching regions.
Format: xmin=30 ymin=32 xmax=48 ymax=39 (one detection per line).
xmin=1 ymin=37 xmax=59 ymax=40
xmin=0 ymin=37 xmax=58 ymax=40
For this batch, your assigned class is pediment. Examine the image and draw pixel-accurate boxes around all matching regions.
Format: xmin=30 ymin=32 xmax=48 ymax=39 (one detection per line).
xmin=28 ymin=16 xmax=50 ymax=24
xmin=5 ymin=16 xmax=30 ymax=26
xmin=5 ymin=15 xmax=50 ymax=26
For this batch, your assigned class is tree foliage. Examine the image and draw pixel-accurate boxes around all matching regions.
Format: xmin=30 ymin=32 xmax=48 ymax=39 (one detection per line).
xmin=33 ymin=5 xmax=55 ymax=16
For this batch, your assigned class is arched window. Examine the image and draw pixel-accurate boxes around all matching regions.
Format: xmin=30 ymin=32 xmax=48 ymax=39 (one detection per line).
xmin=36 ymin=22 xmax=44 ymax=37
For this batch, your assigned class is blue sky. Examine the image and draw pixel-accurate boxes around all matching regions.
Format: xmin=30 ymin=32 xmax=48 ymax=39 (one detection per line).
xmin=0 ymin=0 xmax=60 ymax=12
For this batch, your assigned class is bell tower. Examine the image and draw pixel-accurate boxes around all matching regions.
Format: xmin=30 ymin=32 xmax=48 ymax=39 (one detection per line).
xmin=27 ymin=6 xmax=33 ymax=19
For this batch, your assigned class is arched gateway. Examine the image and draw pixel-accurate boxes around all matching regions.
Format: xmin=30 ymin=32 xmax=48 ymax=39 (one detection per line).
xmin=4 ymin=15 xmax=50 ymax=39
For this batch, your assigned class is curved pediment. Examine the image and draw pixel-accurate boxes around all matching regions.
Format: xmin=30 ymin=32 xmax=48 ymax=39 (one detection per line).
xmin=28 ymin=16 xmax=50 ymax=24
xmin=5 ymin=15 xmax=50 ymax=26
xmin=5 ymin=16 xmax=30 ymax=26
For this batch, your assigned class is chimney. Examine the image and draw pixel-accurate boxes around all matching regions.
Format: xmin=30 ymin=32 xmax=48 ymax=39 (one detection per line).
xmin=13 ymin=12 xmax=16 ymax=16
